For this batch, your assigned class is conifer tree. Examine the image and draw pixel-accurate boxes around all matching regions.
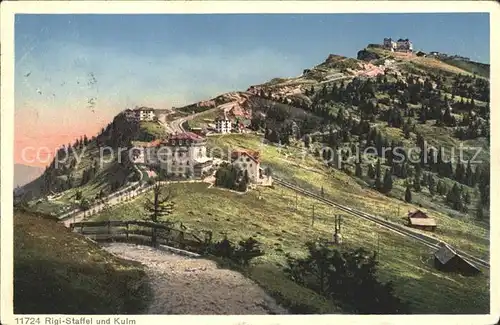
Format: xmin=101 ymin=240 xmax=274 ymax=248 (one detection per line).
xmin=413 ymin=174 xmax=421 ymax=192
xmin=465 ymin=160 xmax=474 ymax=186
xmin=368 ymin=164 xmax=375 ymax=179
xmin=405 ymin=186 xmax=412 ymax=203
xmin=382 ymin=169 xmax=393 ymax=193
xmin=455 ymin=162 xmax=465 ymax=184
xmin=375 ymin=159 xmax=382 ymax=179
xmin=355 ymin=162 xmax=363 ymax=177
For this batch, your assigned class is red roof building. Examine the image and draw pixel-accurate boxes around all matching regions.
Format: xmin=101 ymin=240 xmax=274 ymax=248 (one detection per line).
xmin=231 ymin=149 xmax=260 ymax=163
xmin=230 ymin=149 xmax=261 ymax=183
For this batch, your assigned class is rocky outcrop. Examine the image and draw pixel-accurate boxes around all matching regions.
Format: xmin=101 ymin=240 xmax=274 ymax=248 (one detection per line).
xmin=357 ymin=49 xmax=381 ymax=62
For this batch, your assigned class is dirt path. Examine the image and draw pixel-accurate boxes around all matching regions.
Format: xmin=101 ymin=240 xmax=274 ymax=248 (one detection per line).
xmin=102 ymin=243 xmax=288 ymax=315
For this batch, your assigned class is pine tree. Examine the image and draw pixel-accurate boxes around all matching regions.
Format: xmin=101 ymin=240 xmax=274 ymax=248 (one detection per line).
xmin=382 ymin=169 xmax=393 ymax=193
xmin=368 ymin=164 xmax=375 ymax=179
xmin=427 ymin=175 xmax=436 ymax=193
xmin=244 ymin=170 xmax=250 ymax=184
xmin=455 ymin=162 xmax=465 ymax=184
xmin=421 ymin=173 xmax=428 ymax=187
xmin=144 ymin=181 xmax=175 ymax=246
xmin=463 ymin=190 xmax=471 ymax=205
xmin=446 ymin=183 xmax=463 ymax=211
xmin=428 ymin=180 xmax=436 ymax=196
xmin=355 ymin=162 xmax=363 ymax=177
xmin=465 ymin=160 xmax=474 ymax=186
xmin=401 ymin=162 xmax=408 ymax=179
xmin=405 ymin=186 xmax=412 ymax=203
xmin=475 ymin=201 xmax=484 ymax=220
xmin=375 ymin=175 xmax=382 ymax=190
xmin=375 ymin=159 xmax=382 ymax=179
xmin=413 ymin=174 xmax=421 ymax=192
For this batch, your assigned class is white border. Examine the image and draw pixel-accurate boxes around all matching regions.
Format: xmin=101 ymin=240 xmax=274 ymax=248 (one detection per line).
xmin=1 ymin=2 xmax=499 ymax=325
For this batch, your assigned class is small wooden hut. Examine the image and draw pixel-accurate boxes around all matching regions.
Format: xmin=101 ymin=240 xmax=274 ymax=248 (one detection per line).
xmin=434 ymin=243 xmax=481 ymax=276
xmin=407 ymin=210 xmax=437 ymax=232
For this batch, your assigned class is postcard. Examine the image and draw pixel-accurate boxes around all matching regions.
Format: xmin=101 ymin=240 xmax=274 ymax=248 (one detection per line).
xmin=1 ymin=2 xmax=498 ymax=325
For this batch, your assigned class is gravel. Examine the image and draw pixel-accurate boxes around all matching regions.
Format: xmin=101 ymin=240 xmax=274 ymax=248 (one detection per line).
xmin=102 ymin=242 xmax=288 ymax=315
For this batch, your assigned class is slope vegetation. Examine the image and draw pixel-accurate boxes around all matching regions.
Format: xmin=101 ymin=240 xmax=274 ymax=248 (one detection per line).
xmin=14 ymin=210 xmax=150 ymax=314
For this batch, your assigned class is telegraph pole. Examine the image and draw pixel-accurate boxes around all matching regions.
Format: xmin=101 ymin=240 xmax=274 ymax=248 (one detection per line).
xmin=377 ymin=231 xmax=380 ymax=257
xmin=334 ymin=215 xmax=342 ymax=244
xmin=311 ymin=204 xmax=315 ymax=226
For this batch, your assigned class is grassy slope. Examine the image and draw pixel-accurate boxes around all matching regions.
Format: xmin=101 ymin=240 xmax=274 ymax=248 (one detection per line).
xmin=189 ymin=109 xmax=221 ymax=128
xmin=207 ymin=134 xmax=489 ymax=259
xmin=139 ymin=121 xmax=166 ymax=139
xmin=440 ymin=59 xmax=490 ymax=78
xmin=14 ymin=210 xmax=150 ymax=314
xmin=365 ymin=47 xmax=474 ymax=76
xmin=90 ymin=180 xmax=488 ymax=314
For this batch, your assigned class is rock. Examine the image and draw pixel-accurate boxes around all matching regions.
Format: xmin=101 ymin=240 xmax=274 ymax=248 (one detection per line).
xmin=357 ymin=49 xmax=381 ymax=62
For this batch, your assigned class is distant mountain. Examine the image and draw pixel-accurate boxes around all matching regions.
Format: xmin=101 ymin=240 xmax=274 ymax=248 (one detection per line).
xmin=14 ymin=164 xmax=44 ymax=189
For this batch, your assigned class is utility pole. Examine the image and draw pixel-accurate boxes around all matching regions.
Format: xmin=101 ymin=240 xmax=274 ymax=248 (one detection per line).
xmin=311 ymin=204 xmax=315 ymax=226
xmin=334 ymin=215 xmax=342 ymax=244
xmin=377 ymin=230 xmax=380 ymax=258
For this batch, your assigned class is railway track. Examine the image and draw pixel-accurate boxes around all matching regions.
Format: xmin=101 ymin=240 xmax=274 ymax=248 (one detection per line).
xmin=274 ymin=177 xmax=490 ymax=270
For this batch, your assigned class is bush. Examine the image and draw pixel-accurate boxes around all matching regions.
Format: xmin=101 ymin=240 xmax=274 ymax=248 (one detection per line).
xmin=207 ymin=236 xmax=264 ymax=266
xmin=284 ymin=241 xmax=410 ymax=314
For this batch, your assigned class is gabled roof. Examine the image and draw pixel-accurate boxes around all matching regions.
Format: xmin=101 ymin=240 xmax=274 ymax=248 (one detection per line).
xmin=434 ymin=243 xmax=481 ymax=272
xmin=434 ymin=243 xmax=457 ymax=264
xmin=231 ymin=149 xmax=260 ymax=163
xmin=408 ymin=209 xmax=429 ymax=218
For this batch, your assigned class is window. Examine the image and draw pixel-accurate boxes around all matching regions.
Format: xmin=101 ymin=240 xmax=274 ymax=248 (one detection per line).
xmin=246 ymin=157 xmax=250 ymax=162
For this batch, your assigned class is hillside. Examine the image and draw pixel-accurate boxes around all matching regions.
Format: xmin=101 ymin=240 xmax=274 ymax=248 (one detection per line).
xmin=89 ymin=180 xmax=489 ymax=313
xmin=18 ymin=44 xmax=491 ymax=314
xmin=17 ymin=112 xmax=167 ymax=215
xmin=14 ymin=210 xmax=150 ymax=314
xmin=439 ymin=58 xmax=490 ymax=78
xmin=245 ymin=44 xmax=490 ymax=221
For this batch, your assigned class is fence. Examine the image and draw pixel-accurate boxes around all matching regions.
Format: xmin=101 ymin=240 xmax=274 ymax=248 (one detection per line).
xmin=70 ymin=220 xmax=213 ymax=253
